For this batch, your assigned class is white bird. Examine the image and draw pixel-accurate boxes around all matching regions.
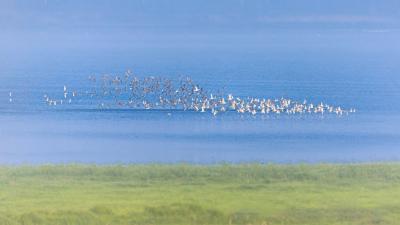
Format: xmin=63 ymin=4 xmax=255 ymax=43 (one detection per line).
xmin=210 ymin=94 xmax=215 ymax=100
xmin=211 ymin=108 xmax=218 ymax=116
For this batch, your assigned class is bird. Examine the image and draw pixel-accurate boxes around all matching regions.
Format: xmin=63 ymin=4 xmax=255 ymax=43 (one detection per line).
xmin=41 ymin=71 xmax=356 ymax=118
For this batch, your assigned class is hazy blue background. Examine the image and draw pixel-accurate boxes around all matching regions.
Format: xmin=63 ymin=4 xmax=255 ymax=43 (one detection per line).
xmin=1 ymin=0 xmax=400 ymax=164
xmin=2 ymin=0 xmax=400 ymax=74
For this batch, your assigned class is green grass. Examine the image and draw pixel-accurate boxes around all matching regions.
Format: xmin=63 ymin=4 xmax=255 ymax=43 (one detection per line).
xmin=1 ymin=163 xmax=400 ymax=225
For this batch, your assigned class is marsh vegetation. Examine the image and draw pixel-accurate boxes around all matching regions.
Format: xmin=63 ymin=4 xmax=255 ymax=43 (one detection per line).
xmin=1 ymin=163 xmax=400 ymax=225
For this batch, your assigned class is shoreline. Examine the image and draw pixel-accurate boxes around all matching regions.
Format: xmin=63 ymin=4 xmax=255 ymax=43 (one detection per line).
xmin=1 ymin=160 xmax=400 ymax=166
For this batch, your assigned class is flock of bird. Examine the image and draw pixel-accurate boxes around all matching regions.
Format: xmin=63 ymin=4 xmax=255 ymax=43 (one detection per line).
xmin=12 ymin=70 xmax=356 ymax=117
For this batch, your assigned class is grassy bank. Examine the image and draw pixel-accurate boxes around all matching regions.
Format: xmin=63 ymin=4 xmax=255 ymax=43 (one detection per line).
xmin=1 ymin=163 xmax=400 ymax=225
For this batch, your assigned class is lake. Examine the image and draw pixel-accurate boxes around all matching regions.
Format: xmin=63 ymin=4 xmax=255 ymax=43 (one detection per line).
xmin=1 ymin=29 xmax=399 ymax=164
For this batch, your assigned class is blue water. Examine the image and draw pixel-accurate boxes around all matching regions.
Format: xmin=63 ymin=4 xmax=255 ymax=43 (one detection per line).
xmin=1 ymin=30 xmax=400 ymax=164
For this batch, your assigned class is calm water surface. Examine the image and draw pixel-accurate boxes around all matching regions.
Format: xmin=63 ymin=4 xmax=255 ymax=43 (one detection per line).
xmin=1 ymin=30 xmax=399 ymax=163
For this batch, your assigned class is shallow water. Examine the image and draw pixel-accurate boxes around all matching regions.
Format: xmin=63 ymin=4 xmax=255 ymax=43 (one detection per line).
xmin=1 ymin=30 xmax=400 ymax=164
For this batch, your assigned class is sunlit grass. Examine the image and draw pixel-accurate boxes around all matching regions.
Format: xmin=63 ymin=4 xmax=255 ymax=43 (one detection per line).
xmin=1 ymin=163 xmax=400 ymax=224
